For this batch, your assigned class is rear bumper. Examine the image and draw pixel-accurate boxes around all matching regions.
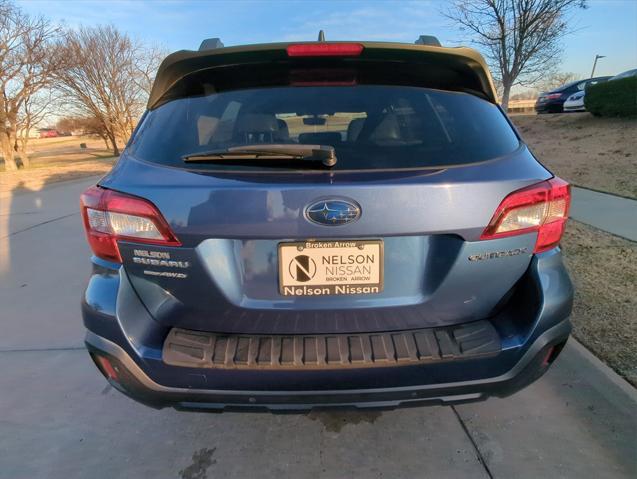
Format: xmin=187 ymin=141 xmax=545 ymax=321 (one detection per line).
xmin=86 ymin=319 xmax=570 ymax=411
xmin=535 ymin=100 xmax=564 ymax=113
xmin=82 ymin=249 xmax=573 ymax=411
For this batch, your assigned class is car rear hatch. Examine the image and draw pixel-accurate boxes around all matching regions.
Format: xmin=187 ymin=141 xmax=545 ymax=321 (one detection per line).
xmin=92 ymin=42 xmax=557 ymax=336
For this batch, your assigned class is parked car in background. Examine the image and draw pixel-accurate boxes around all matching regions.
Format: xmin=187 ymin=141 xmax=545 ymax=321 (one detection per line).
xmin=608 ymin=68 xmax=637 ymax=81
xmin=535 ymin=76 xmax=610 ymax=113
xmin=563 ymin=91 xmax=586 ymax=112
xmin=38 ymin=128 xmax=59 ymax=138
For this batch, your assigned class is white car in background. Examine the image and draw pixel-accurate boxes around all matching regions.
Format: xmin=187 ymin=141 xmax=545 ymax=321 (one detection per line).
xmin=563 ymin=75 xmax=615 ymax=112
xmin=563 ymin=90 xmax=586 ymax=112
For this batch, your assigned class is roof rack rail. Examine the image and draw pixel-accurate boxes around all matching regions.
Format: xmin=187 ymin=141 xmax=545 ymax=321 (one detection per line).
xmin=415 ymin=35 xmax=441 ymax=47
xmin=199 ymin=38 xmax=224 ymax=51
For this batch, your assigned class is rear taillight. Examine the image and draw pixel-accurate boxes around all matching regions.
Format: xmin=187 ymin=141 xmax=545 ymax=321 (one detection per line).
xmin=480 ymin=178 xmax=570 ymax=253
xmin=286 ymin=43 xmax=364 ymax=57
xmin=80 ymin=186 xmax=180 ymax=263
xmin=545 ymin=93 xmax=562 ymax=100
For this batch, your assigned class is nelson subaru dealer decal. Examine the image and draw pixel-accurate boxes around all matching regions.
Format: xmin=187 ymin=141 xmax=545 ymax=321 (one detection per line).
xmin=278 ymin=240 xmax=383 ymax=296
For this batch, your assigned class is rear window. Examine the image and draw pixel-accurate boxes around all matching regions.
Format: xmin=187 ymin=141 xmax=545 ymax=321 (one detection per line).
xmin=128 ymin=85 xmax=520 ymax=171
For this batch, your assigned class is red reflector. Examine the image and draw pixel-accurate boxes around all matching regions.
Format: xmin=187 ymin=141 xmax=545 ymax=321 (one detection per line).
xmin=287 ymin=43 xmax=364 ymax=57
xmin=541 ymin=346 xmax=556 ymax=367
xmin=480 ymin=177 xmax=571 ymax=253
xmin=80 ymin=186 xmax=180 ymax=263
xmin=94 ymin=355 xmax=119 ymax=381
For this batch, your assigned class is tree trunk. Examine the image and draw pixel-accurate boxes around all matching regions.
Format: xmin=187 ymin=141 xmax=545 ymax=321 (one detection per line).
xmin=103 ymin=119 xmax=120 ymax=156
xmin=108 ymin=134 xmax=120 ymax=156
xmin=0 ymin=131 xmax=19 ymax=171
xmin=18 ymin=137 xmax=31 ymax=169
xmin=500 ymin=83 xmax=512 ymax=112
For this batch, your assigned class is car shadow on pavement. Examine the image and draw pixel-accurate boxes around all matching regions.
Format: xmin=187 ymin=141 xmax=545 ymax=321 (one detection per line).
xmin=1 ymin=180 xmax=48 ymax=275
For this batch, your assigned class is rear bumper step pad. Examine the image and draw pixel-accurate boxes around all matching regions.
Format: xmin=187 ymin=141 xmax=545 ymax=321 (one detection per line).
xmin=163 ymin=320 xmax=500 ymax=370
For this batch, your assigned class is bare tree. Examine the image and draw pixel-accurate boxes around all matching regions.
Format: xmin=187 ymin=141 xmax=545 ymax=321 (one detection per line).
xmin=53 ymin=26 xmax=161 ymax=156
xmin=535 ymin=71 xmax=580 ymax=92
xmin=134 ymin=44 xmax=166 ymax=98
xmin=0 ymin=0 xmax=61 ymax=170
xmin=15 ymin=90 xmax=57 ymax=167
xmin=510 ymin=89 xmax=539 ymax=100
xmin=445 ymin=0 xmax=587 ymax=110
xmin=56 ymin=115 xmax=111 ymax=149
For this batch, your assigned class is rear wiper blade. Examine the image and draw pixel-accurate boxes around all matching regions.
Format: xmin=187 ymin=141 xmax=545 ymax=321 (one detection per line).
xmin=182 ymin=144 xmax=337 ymax=167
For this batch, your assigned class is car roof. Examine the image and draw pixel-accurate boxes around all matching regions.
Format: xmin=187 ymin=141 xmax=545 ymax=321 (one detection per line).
xmin=610 ymin=68 xmax=637 ymax=80
xmin=550 ymin=76 xmax=610 ymax=92
xmin=147 ymin=41 xmax=498 ymax=109
xmin=551 ymin=80 xmax=579 ymax=92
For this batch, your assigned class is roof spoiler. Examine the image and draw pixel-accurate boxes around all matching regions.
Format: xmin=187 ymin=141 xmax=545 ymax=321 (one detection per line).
xmin=415 ymin=35 xmax=441 ymax=47
xmin=199 ymin=38 xmax=224 ymax=51
xmin=149 ymin=41 xmax=498 ymax=109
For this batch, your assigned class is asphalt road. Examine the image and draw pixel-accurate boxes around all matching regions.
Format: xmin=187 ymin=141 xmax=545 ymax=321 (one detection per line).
xmin=1 ymin=176 xmax=635 ymax=479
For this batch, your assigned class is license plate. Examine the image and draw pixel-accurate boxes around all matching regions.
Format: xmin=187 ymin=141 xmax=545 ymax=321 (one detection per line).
xmin=278 ymin=240 xmax=383 ymax=296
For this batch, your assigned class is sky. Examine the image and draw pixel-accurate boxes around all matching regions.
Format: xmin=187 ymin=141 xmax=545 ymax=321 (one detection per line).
xmin=17 ymin=0 xmax=637 ymax=86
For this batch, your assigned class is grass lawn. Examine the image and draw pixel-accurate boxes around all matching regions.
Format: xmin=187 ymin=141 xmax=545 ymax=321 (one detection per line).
xmin=0 ymin=136 xmax=117 ymax=195
xmin=511 ymin=113 xmax=637 ymax=198
xmin=561 ymin=220 xmax=637 ymax=386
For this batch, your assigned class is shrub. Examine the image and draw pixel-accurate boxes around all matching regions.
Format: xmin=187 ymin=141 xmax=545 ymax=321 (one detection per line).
xmin=585 ymin=77 xmax=637 ymax=117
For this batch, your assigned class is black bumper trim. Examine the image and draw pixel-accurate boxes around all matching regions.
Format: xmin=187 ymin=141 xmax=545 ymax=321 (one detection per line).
xmin=163 ymin=320 xmax=500 ymax=370
xmin=85 ymin=318 xmax=571 ymax=411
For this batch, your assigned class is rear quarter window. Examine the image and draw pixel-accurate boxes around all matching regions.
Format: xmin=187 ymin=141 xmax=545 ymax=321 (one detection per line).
xmin=128 ymin=85 xmax=520 ymax=171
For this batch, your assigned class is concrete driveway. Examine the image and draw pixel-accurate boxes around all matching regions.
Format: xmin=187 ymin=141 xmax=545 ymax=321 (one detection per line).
xmin=0 ymin=177 xmax=635 ymax=479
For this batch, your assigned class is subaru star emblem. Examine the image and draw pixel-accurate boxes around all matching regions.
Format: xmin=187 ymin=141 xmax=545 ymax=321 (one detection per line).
xmin=305 ymin=199 xmax=361 ymax=226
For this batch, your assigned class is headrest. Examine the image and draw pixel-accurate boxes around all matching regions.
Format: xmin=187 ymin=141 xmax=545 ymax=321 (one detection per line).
xmin=369 ymin=113 xmax=401 ymax=142
xmin=347 ymin=118 xmax=365 ymax=141
xmin=298 ymin=132 xmax=342 ymax=145
xmin=235 ymin=113 xmax=279 ymax=132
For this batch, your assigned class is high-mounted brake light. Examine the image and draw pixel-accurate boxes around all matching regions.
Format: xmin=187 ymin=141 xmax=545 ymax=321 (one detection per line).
xmin=286 ymin=43 xmax=364 ymax=57
xmin=480 ymin=177 xmax=570 ymax=253
xmin=80 ymin=186 xmax=180 ymax=263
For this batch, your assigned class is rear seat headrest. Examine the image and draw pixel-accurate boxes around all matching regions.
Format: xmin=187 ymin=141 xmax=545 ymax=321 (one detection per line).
xmin=298 ymin=132 xmax=342 ymax=144
xmin=235 ymin=113 xmax=279 ymax=132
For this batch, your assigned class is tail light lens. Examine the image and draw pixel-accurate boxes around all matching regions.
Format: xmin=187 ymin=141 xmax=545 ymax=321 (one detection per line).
xmin=80 ymin=186 xmax=180 ymax=263
xmin=545 ymin=93 xmax=562 ymax=100
xmin=481 ymin=178 xmax=570 ymax=253
xmin=286 ymin=43 xmax=364 ymax=57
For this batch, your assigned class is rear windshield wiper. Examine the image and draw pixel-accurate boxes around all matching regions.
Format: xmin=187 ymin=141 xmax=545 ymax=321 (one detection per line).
xmin=182 ymin=144 xmax=337 ymax=168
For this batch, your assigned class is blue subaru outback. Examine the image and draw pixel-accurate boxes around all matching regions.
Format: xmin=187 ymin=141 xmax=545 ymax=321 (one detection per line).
xmin=80 ymin=37 xmax=573 ymax=411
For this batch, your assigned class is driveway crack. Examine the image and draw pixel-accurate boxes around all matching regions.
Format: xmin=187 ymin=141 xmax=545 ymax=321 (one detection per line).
xmin=1 ymin=212 xmax=79 ymax=239
xmin=0 ymin=346 xmax=85 ymax=353
xmin=451 ymin=405 xmax=494 ymax=479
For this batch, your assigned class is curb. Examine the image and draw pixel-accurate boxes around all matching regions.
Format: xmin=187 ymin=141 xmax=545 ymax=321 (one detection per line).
xmin=569 ymin=338 xmax=637 ymax=401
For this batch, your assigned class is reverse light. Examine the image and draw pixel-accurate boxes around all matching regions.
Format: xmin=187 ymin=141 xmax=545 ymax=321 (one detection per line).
xmin=80 ymin=186 xmax=180 ymax=263
xmin=480 ymin=178 xmax=571 ymax=253
xmin=286 ymin=43 xmax=364 ymax=57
